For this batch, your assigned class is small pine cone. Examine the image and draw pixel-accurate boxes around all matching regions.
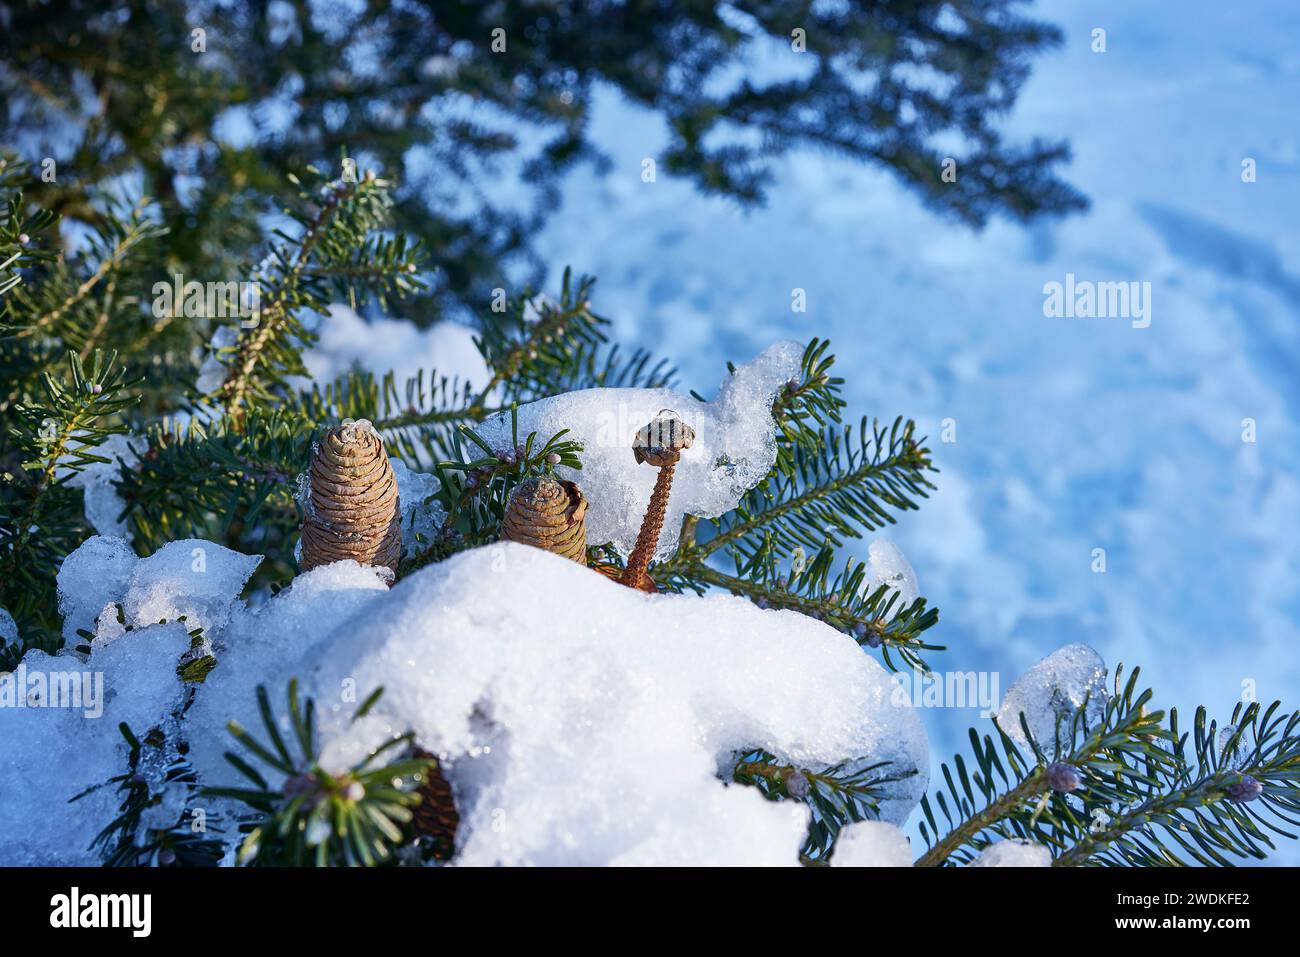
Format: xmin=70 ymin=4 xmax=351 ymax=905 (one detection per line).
xmin=410 ymin=748 xmax=459 ymax=860
xmin=501 ymin=476 xmax=588 ymax=562
xmin=298 ymin=419 xmax=402 ymax=575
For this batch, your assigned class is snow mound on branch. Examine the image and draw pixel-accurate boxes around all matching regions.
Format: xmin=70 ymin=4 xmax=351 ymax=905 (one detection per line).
xmin=187 ymin=541 xmax=929 ymax=866
xmin=57 ymin=535 xmax=262 ymax=646
xmin=56 ymin=535 xmax=138 ymax=644
xmin=3 ymin=535 xmax=269 ymax=865
xmin=122 ymin=539 xmax=262 ymax=636
xmin=198 ymin=560 xmax=393 ymax=708
xmin=0 ymin=622 xmax=192 ymax=865
xmin=195 ymin=324 xmax=239 ymax=394
xmin=474 ymin=341 xmax=803 ymax=560
xmin=22 ymin=535 xmax=926 ymax=866
xmin=971 ymin=840 xmax=1052 ymax=867
xmin=831 ymin=820 xmax=914 ymax=867
xmin=996 ymin=643 xmax=1110 ymax=759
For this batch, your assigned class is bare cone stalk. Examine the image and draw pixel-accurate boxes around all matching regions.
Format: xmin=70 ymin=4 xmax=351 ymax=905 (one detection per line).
xmin=619 ymin=410 xmax=695 ymax=593
xmin=620 ymin=458 xmax=676 ymax=592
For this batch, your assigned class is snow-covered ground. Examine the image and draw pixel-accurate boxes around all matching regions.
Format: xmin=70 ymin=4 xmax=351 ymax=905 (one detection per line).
xmin=525 ymin=1 xmax=1300 ymax=861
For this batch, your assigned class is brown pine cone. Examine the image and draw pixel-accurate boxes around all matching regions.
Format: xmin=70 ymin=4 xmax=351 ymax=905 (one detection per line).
xmin=298 ymin=419 xmax=402 ymax=575
xmin=501 ymin=476 xmax=588 ymax=562
xmin=410 ymin=748 xmax=458 ymax=861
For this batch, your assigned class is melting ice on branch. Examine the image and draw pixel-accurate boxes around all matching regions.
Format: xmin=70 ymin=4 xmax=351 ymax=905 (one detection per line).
xmin=995 ymin=642 xmax=1110 ymax=759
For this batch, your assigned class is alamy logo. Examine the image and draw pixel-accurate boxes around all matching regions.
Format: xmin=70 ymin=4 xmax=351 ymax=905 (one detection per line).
xmin=49 ymin=887 xmax=151 ymax=937
xmin=152 ymin=273 xmax=261 ymax=327
xmin=1042 ymin=272 xmax=1151 ymax=328
xmin=0 ymin=665 xmax=103 ymax=718
xmin=890 ymin=668 xmax=1001 ymax=717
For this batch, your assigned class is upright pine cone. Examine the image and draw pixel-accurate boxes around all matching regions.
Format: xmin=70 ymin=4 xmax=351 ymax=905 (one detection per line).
xmin=298 ymin=419 xmax=402 ymax=575
xmin=501 ymin=475 xmax=588 ymax=562
xmin=409 ymin=748 xmax=459 ymax=861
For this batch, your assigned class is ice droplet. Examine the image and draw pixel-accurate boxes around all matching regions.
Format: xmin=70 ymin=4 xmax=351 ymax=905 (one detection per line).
xmin=995 ymin=643 xmax=1110 ymax=759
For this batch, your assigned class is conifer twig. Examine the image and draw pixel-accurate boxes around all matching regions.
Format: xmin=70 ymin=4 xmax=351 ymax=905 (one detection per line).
xmin=218 ymin=186 xmax=348 ymax=418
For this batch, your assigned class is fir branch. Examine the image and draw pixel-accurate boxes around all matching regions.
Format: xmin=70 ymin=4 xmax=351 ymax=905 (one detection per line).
xmin=292 ymin=365 xmax=478 ymax=432
xmin=10 ymin=198 xmax=160 ymax=340
xmin=296 ymin=365 xmax=487 ymax=470
xmin=698 ymin=416 xmax=935 ymax=561
xmin=916 ymin=669 xmax=1164 ymax=866
xmin=216 ymin=165 xmax=423 ymax=418
xmin=645 ymin=344 xmax=939 ymax=669
xmin=290 ymin=279 xmax=672 ymax=473
xmin=660 ymin=551 xmax=942 ymax=671
xmin=369 ymin=340 xmax=675 ymax=467
xmin=732 ymin=747 xmax=918 ymax=861
xmin=203 ymin=681 xmax=434 ymax=867
xmin=915 ymin=666 xmax=1300 ymax=867
xmin=0 ymin=157 xmax=60 ymax=301
xmin=117 ymin=409 xmax=309 ymax=569
xmin=767 ymin=337 xmax=845 ymax=474
xmin=916 ymin=759 xmax=1052 ymax=867
xmin=79 ymin=722 xmax=225 ymax=868
xmin=415 ymin=409 xmax=585 ymax=563
xmin=0 ymin=349 xmax=138 ymax=635
xmin=470 ymin=268 xmax=608 ymax=408
xmin=1054 ymin=701 xmax=1300 ymax=866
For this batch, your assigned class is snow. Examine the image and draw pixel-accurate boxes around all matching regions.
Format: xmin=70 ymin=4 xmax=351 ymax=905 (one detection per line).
xmin=995 ymin=643 xmax=1110 ymax=759
xmin=390 ymin=458 xmax=446 ymax=557
xmin=0 ymin=606 xmax=17 ymax=648
xmin=302 ymin=303 xmax=489 ymax=394
xmin=474 ymin=340 xmax=803 ymax=559
xmin=197 ymin=560 xmax=392 ymax=711
xmin=122 ymin=539 xmax=262 ymax=635
xmin=832 ymin=821 xmax=914 ymax=867
xmin=0 ymin=621 xmax=192 ymax=865
xmin=56 ymin=535 xmax=138 ymax=644
xmin=61 ymin=433 xmax=144 ymax=540
xmin=2 ymin=535 xmax=269 ymax=866
xmin=861 ymin=539 xmax=919 ymax=614
xmin=971 ymin=840 xmax=1052 ymax=868
xmin=521 ymin=0 xmax=1300 ymax=863
xmin=176 ymin=540 xmax=929 ymax=865
xmin=195 ymin=324 xmax=239 ymax=394
xmin=14 ymin=535 xmax=935 ymax=866
xmin=1217 ymin=723 xmax=1248 ymax=771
